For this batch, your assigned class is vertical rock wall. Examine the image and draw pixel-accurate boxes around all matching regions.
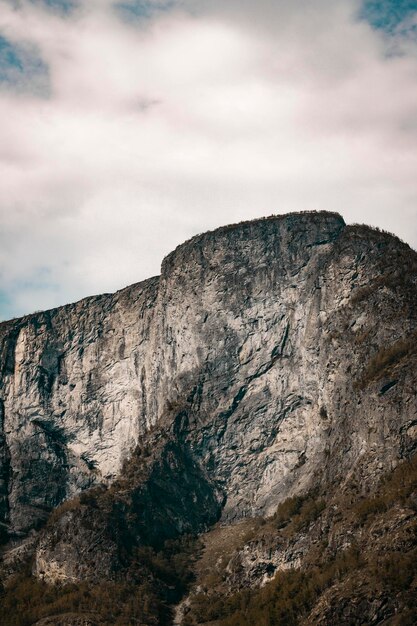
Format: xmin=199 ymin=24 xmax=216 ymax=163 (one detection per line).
xmin=0 ymin=212 xmax=416 ymax=539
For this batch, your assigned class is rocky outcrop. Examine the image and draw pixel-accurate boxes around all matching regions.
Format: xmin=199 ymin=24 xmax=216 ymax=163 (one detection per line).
xmin=34 ymin=419 xmax=223 ymax=584
xmin=0 ymin=211 xmax=416 ymax=559
xmin=176 ymin=455 xmax=417 ymax=626
xmin=0 ymin=278 xmax=159 ymax=536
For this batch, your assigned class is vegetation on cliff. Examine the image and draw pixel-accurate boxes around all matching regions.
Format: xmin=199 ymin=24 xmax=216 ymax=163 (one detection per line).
xmin=181 ymin=454 xmax=417 ymax=625
xmin=0 ymin=455 xmax=416 ymax=625
xmin=0 ymin=535 xmax=200 ymax=626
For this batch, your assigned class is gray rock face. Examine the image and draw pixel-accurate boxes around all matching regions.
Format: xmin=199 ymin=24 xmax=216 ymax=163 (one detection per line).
xmin=0 ymin=211 xmax=416 ymax=549
xmin=0 ymin=278 xmax=159 ymax=536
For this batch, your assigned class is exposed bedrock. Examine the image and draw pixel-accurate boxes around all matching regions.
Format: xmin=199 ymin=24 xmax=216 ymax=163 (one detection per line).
xmin=0 ymin=211 xmax=416 ymax=543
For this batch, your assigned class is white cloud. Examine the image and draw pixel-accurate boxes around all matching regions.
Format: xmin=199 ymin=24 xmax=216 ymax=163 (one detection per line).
xmin=0 ymin=0 xmax=416 ymax=318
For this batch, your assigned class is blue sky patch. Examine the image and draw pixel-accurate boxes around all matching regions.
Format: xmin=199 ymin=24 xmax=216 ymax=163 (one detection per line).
xmin=359 ymin=0 xmax=417 ymax=34
xmin=0 ymin=34 xmax=50 ymax=96
xmin=114 ymin=0 xmax=175 ymax=22
xmin=0 ymin=271 xmax=61 ymax=321
xmin=29 ymin=0 xmax=78 ymax=15
xmin=0 ymin=289 xmax=13 ymax=322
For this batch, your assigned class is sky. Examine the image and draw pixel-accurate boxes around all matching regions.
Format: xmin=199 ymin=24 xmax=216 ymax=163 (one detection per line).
xmin=0 ymin=0 xmax=417 ymax=320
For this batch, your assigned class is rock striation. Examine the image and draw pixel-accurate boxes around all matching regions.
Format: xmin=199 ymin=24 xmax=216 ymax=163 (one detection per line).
xmin=0 ymin=211 xmax=416 ymax=566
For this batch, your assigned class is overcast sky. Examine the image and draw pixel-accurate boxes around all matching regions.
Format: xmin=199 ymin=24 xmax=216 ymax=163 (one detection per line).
xmin=0 ymin=0 xmax=416 ymax=320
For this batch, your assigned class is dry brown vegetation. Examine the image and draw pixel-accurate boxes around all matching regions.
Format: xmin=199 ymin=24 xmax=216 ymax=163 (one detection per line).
xmin=182 ymin=456 xmax=417 ymax=626
xmin=0 ymin=535 xmax=201 ymax=626
xmin=1 ymin=426 xmax=416 ymax=625
xmin=355 ymin=331 xmax=417 ymax=389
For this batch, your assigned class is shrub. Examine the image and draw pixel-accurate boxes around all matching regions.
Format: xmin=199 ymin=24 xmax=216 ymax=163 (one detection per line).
xmin=356 ymin=332 xmax=417 ymax=389
xmin=354 ymin=496 xmax=388 ymax=524
xmin=272 ymin=495 xmax=304 ymax=528
xmin=271 ymin=492 xmax=325 ymax=534
xmin=0 ymin=535 xmax=201 ymax=626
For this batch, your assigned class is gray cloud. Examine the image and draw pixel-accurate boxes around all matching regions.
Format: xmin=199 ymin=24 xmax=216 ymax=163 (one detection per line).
xmin=0 ymin=0 xmax=416 ymax=319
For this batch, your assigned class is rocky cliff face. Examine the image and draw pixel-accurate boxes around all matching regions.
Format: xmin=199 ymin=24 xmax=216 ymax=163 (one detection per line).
xmin=0 ymin=211 xmax=416 ymax=561
xmin=0 ymin=277 xmax=159 ymax=537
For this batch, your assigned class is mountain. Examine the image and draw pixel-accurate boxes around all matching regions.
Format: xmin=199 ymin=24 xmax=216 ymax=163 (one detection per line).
xmin=0 ymin=211 xmax=416 ymax=625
